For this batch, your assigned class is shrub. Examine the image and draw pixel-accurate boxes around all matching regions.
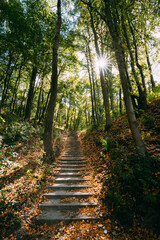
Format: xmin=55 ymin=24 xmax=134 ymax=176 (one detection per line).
xmin=105 ymin=153 xmax=160 ymax=229
xmin=2 ymin=122 xmax=42 ymax=145
xmin=101 ymin=137 xmax=116 ymax=152
xmin=142 ymin=114 xmax=155 ymax=128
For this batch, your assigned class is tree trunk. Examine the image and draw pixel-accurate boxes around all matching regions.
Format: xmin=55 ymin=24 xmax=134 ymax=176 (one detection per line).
xmin=145 ymin=43 xmax=155 ymax=91
xmin=35 ymin=78 xmax=44 ymax=121
xmin=0 ymin=52 xmax=14 ymax=112
xmin=122 ymin=16 xmax=145 ymax=108
xmin=43 ymin=0 xmax=62 ymax=162
xmin=39 ymin=90 xmax=51 ymax=124
xmin=88 ymin=43 xmax=99 ymax=124
xmin=129 ymin=23 xmax=147 ymax=109
xmin=104 ymin=1 xmax=146 ymax=155
xmin=10 ymin=60 xmax=23 ymax=111
xmin=119 ymin=88 xmax=122 ymax=114
xmin=25 ymin=64 xmax=37 ymax=119
xmin=85 ymin=48 xmax=96 ymax=126
xmin=66 ymin=105 xmax=70 ymax=129
xmin=108 ymin=71 xmax=114 ymax=115
xmin=89 ymin=8 xmax=111 ymax=129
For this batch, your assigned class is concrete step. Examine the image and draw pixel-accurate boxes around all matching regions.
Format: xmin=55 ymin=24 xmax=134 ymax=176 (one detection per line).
xmin=39 ymin=201 xmax=97 ymax=211
xmin=56 ymin=165 xmax=86 ymax=168
xmin=35 ymin=211 xmax=99 ymax=224
xmin=43 ymin=191 xmax=93 ymax=199
xmin=50 ymin=178 xmax=90 ymax=184
xmin=57 ymin=160 xmax=88 ymax=164
xmin=53 ymin=173 xmax=84 ymax=177
xmin=54 ymin=168 xmax=86 ymax=172
xmin=48 ymin=184 xmax=92 ymax=190
xmin=61 ymin=155 xmax=84 ymax=158
xmin=58 ymin=158 xmax=87 ymax=160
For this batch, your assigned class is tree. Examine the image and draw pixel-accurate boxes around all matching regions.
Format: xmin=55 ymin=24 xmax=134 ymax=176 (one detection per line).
xmin=43 ymin=0 xmax=62 ymax=162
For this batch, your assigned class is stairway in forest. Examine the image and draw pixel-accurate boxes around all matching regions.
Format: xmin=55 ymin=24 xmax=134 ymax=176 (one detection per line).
xmin=35 ymin=132 xmax=99 ymax=224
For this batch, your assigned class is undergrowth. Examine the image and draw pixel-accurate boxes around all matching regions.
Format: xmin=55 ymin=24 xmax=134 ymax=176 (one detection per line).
xmin=0 ymin=113 xmax=64 ymax=238
xmin=80 ymin=98 xmax=160 ymax=237
xmin=102 ymin=137 xmax=160 ymax=231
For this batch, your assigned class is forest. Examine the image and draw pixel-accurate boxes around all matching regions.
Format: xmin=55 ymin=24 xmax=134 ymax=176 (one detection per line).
xmin=0 ymin=0 xmax=160 ymax=239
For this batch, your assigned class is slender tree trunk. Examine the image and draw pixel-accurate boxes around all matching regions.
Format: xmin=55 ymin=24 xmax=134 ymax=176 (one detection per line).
xmin=85 ymin=48 xmax=96 ymax=126
xmin=66 ymin=105 xmax=70 ymax=129
xmin=89 ymin=9 xmax=111 ymax=129
xmin=10 ymin=60 xmax=24 ymax=111
xmin=122 ymin=16 xmax=145 ymax=108
xmin=88 ymin=44 xmax=99 ymax=124
xmin=43 ymin=0 xmax=62 ymax=162
xmin=108 ymin=72 xmax=114 ymax=115
xmin=129 ymin=23 xmax=147 ymax=109
xmin=39 ymin=90 xmax=51 ymax=124
xmin=119 ymin=88 xmax=122 ymax=114
xmin=18 ymin=90 xmax=26 ymax=117
xmin=25 ymin=64 xmax=37 ymax=119
xmin=104 ymin=1 xmax=146 ymax=155
xmin=145 ymin=43 xmax=155 ymax=91
xmin=0 ymin=52 xmax=14 ymax=112
xmin=35 ymin=78 xmax=44 ymax=121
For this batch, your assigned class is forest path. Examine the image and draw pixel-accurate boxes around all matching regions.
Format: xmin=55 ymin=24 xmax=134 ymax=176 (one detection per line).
xmin=35 ymin=132 xmax=100 ymax=224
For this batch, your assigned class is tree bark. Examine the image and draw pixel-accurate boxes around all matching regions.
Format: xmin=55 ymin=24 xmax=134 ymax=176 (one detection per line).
xmin=145 ymin=43 xmax=155 ymax=91
xmin=85 ymin=47 xmax=96 ymax=126
xmin=10 ymin=60 xmax=24 ymax=111
xmin=43 ymin=0 xmax=62 ymax=162
xmin=89 ymin=8 xmax=111 ymax=129
xmin=103 ymin=1 xmax=146 ymax=155
xmin=88 ymin=43 xmax=99 ymax=124
xmin=119 ymin=88 xmax=122 ymax=114
xmin=35 ymin=78 xmax=44 ymax=121
xmin=129 ymin=23 xmax=147 ymax=109
xmin=25 ymin=64 xmax=37 ymax=119
xmin=0 ymin=51 xmax=14 ymax=112
xmin=121 ymin=16 xmax=145 ymax=107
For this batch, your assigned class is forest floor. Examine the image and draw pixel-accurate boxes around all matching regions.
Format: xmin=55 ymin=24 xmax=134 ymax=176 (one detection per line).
xmin=0 ymin=98 xmax=160 ymax=239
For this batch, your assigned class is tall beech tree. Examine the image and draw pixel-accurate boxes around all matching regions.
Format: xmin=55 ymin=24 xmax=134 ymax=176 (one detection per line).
xmin=43 ymin=0 xmax=62 ymax=162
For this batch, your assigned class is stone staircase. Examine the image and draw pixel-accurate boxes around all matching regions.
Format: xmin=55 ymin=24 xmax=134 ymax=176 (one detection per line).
xmin=35 ymin=132 xmax=99 ymax=224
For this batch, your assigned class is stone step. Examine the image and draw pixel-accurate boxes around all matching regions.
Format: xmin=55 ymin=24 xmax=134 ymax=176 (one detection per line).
xmin=57 ymin=162 xmax=88 ymax=165
xmin=57 ymin=160 xmax=87 ymax=164
xmin=57 ymin=164 xmax=86 ymax=168
xmin=63 ymin=153 xmax=83 ymax=155
xmin=59 ymin=157 xmax=86 ymax=160
xmin=54 ymin=168 xmax=86 ymax=172
xmin=35 ymin=211 xmax=99 ymax=224
xmin=53 ymin=173 xmax=84 ymax=177
xmin=61 ymin=155 xmax=84 ymax=158
xmin=50 ymin=178 xmax=90 ymax=184
xmin=43 ymin=191 xmax=93 ymax=199
xmin=39 ymin=201 xmax=97 ymax=211
xmin=48 ymin=184 xmax=91 ymax=190
xmin=57 ymin=162 xmax=87 ymax=166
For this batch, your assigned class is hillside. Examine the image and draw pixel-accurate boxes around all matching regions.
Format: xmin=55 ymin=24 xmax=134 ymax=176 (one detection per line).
xmin=80 ymin=98 xmax=160 ymax=237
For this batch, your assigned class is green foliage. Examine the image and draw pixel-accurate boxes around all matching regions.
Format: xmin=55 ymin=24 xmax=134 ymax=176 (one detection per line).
xmin=142 ymin=114 xmax=155 ymax=128
xmin=2 ymin=121 xmax=42 ymax=145
xmin=105 ymin=153 xmax=160 ymax=228
xmin=101 ymin=137 xmax=116 ymax=152
xmin=148 ymin=85 xmax=160 ymax=102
